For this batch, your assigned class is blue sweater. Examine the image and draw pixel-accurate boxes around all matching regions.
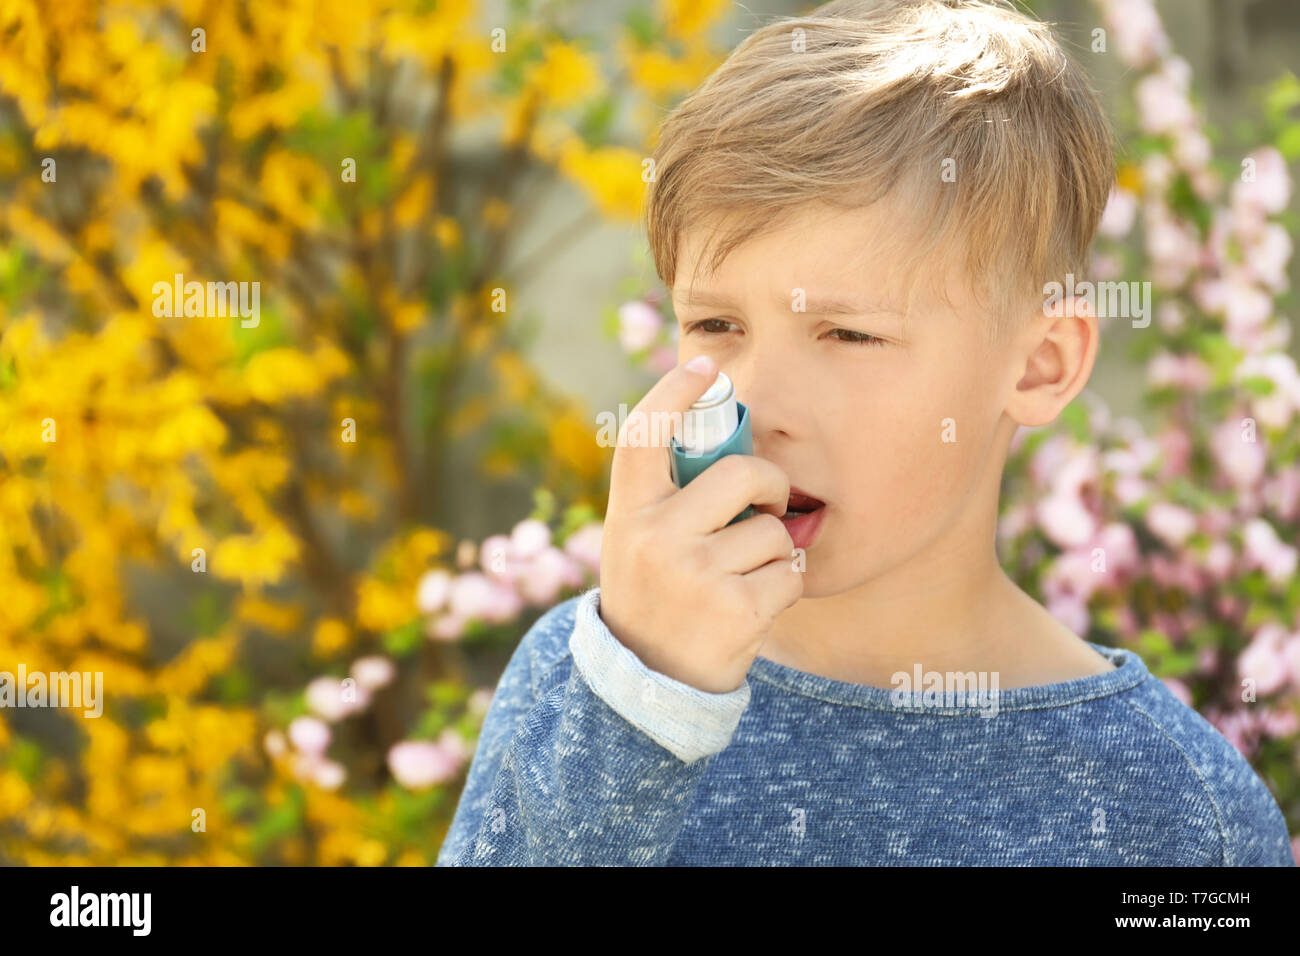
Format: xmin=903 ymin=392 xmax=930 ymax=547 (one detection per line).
xmin=436 ymin=587 xmax=1295 ymax=866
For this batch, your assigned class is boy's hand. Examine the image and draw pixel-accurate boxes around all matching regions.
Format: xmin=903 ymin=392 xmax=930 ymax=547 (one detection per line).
xmin=597 ymin=355 xmax=804 ymax=694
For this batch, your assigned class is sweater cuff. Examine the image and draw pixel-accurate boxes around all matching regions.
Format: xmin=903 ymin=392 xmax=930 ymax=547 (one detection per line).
xmin=568 ymin=586 xmax=750 ymax=764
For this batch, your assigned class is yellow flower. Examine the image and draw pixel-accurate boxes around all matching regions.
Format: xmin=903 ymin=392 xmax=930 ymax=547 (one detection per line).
xmin=434 ymin=216 xmax=461 ymax=250
xmin=236 ymin=597 xmax=304 ymax=636
xmin=394 ymin=175 xmax=431 ymax=228
xmin=244 ymin=348 xmax=327 ymax=404
xmin=659 ymin=0 xmax=730 ymax=41
xmin=551 ymin=403 xmax=608 ymax=481
xmin=556 ymin=139 xmax=646 ymax=220
xmin=529 ymin=41 xmax=602 ymax=108
xmin=312 ymin=617 xmax=352 ymax=658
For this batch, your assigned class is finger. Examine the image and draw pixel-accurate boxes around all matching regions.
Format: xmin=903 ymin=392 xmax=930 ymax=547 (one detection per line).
xmin=703 ymin=512 xmax=796 ymax=575
xmin=738 ymin=555 xmax=805 ymax=620
xmin=662 ymin=452 xmax=791 ymax=536
xmin=607 ymin=354 xmax=723 ymax=515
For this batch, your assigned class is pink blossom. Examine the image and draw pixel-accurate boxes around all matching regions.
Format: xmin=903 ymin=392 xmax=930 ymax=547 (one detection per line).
xmin=1238 ymin=624 xmax=1290 ymax=696
xmin=516 ymin=547 xmax=578 ymax=606
xmin=479 ymin=580 xmax=524 ymax=623
xmin=1093 ymin=522 xmax=1140 ymax=579
xmin=1262 ymin=465 xmax=1300 ymax=523
xmin=997 ymin=504 xmax=1034 ymax=542
xmin=1155 ymin=301 xmax=1185 ymax=332
xmin=1091 ymin=253 xmax=1122 ymax=283
xmin=1242 ymin=519 xmax=1298 ymax=585
xmin=478 ymin=534 xmax=513 ymax=579
xmin=510 ymin=518 xmax=551 ymax=560
xmin=1172 ymin=127 xmax=1211 ymax=170
xmin=1098 ymin=0 xmax=1169 ymax=68
xmin=416 ymin=569 xmax=452 ymax=614
xmin=1260 ymin=707 xmax=1299 ymax=739
xmin=618 ymin=300 xmax=664 ymax=353
xmin=427 ymin=613 xmax=465 ymax=641
xmin=449 ymin=572 xmax=496 ymax=619
xmin=1237 ymin=352 xmax=1300 ymax=431
xmin=455 ymin=538 xmax=477 ymax=569
xmin=1231 ymin=147 xmax=1291 ymax=217
xmin=1114 ymin=474 xmax=1150 ymax=507
xmin=1135 ymin=59 xmax=1195 ymax=135
xmin=311 ymin=759 xmax=346 ymax=791
xmin=351 ymin=655 xmax=395 ymax=691
xmin=437 ymin=728 xmax=472 ymax=765
xmin=1097 ymin=186 xmax=1138 ymax=239
xmin=1045 ymin=593 xmax=1090 ymax=637
xmin=1282 ymin=635 xmax=1300 ymax=689
xmin=467 ymin=688 xmax=494 ymax=717
xmin=563 ymin=521 xmax=603 ymax=574
xmin=288 ymin=716 xmax=331 ymax=755
xmin=1036 ymin=491 xmax=1097 ymax=549
xmin=305 ymin=676 xmax=366 ymax=723
xmin=1210 ymin=418 xmax=1267 ymax=488
xmin=1240 ymin=223 xmax=1292 ymax=292
xmin=1201 ymin=540 xmax=1235 ymax=580
xmin=1043 ymin=548 xmax=1103 ymax=603
xmin=1028 ymin=433 xmax=1071 ymax=487
xmin=1161 ymin=677 xmax=1192 ymax=706
xmin=1146 ymin=354 xmax=1211 ymax=393
xmin=1144 ymin=501 xmax=1197 ymax=548
xmin=1213 ymin=594 xmax=1245 ymax=623
xmin=388 ymin=740 xmax=459 ymax=790
xmin=1153 ymin=427 xmax=1191 ymax=480
xmin=1145 ymin=207 xmax=1200 ymax=288
xmin=648 ymin=345 xmax=678 ymax=374
xmin=1208 ymin=708 xmax=1257 ymax=758
xmin=263 ymin=729 xmax=288 ymax=759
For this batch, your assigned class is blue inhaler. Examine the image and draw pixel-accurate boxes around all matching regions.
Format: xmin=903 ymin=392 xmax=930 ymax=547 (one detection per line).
xmin=668 ymin=370 xmax=759 ymax=526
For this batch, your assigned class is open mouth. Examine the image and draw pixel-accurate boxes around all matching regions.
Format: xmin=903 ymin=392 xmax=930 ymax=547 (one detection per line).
xmin=784 ymin=488 xmax=826 ymax=517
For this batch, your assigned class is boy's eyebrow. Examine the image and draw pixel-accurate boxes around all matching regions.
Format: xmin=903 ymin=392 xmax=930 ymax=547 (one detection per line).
xmin=672 ymin=288 xmax=900 ymax=316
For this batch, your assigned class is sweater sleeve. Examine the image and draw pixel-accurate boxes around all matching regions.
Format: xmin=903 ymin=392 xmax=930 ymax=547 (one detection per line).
xmin=435 ymin=586 xmax=752 ymax=866
xmin=1212 ymin=759 xmax=1296 ymax=866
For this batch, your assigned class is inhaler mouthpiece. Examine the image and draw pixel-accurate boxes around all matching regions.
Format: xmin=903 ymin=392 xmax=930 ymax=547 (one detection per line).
xmin=676 ymin=371 xmax=739 ymax=456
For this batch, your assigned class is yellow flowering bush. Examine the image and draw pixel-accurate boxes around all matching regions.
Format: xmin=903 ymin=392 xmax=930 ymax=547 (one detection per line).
xmin=0 ymin=0 xmax=730 ymax=864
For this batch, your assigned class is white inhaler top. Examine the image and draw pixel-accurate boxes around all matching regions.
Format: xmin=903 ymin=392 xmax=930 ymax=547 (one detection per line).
xmin=675 ymin=371 xmax=739 ymax=456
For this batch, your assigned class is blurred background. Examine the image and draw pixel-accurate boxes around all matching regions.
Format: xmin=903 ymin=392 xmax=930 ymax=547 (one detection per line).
xmin=0 ymin=0 xmax=1297 ymax=865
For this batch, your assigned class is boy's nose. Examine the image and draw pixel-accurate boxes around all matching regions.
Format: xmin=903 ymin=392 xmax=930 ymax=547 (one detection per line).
xmin=727 ymin=365 xmax=795 ymax=447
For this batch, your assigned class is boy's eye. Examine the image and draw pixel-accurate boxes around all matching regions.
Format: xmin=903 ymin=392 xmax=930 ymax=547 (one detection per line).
xmin=684 ymin=319 xmax=886 ymax=347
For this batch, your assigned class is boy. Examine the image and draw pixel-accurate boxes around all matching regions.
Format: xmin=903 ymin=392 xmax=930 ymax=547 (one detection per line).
xmin=436 ymin=0 xmax=1294 ymax=865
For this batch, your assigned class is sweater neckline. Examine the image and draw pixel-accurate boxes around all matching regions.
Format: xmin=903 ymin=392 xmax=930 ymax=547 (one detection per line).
xmin=747 ymin=641 xmax=1150 ymax=713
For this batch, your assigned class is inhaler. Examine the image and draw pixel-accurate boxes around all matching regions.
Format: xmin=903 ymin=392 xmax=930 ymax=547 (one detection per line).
xmin=668 ymin=370 xmax=759 ymax=526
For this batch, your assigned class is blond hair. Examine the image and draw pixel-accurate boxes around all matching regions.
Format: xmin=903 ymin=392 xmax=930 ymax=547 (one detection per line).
xmin=643 ymin=0 xmax=1116 ymax=347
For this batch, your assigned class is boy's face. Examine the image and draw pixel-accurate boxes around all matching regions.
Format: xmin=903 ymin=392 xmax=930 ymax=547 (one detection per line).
xmin=671 ymin=199 xmax=1026 ymax=598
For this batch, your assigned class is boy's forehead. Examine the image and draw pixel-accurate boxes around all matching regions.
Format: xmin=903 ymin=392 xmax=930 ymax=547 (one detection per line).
xmin=673 ymin=200 xmax=952 ymax=317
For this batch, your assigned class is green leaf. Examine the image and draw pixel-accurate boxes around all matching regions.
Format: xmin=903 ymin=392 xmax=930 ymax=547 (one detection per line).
xmin=1058 ymin=400 xmax=1089 ymax=443
xmin=1239 ymin=375 xmax=1276 ymax=397
xmin=624 ymin=7 xmax=658 ymax=46
xmin=7 ymin=738 xmax=44 ymax=783
xmin=232 ymin=302 xmax=289 ymax=366
xmin=1278 ymin=123 xmax=1300 ymax=162
xmin=576 ymin=95 xmax=618 ymax=148
xmin=1264 ymin=72 xmax=1300 ymax=124
xmin=383 ymin=619 xmax=423 ymax=657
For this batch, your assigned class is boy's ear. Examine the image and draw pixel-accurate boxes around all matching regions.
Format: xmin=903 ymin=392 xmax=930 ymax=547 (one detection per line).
xmin=1004 ymin=295 xmax=1098 ymax=429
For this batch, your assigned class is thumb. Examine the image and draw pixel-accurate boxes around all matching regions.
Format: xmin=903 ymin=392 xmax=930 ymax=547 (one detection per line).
xmin=608 ymin=354 xmax=719 ymax=509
